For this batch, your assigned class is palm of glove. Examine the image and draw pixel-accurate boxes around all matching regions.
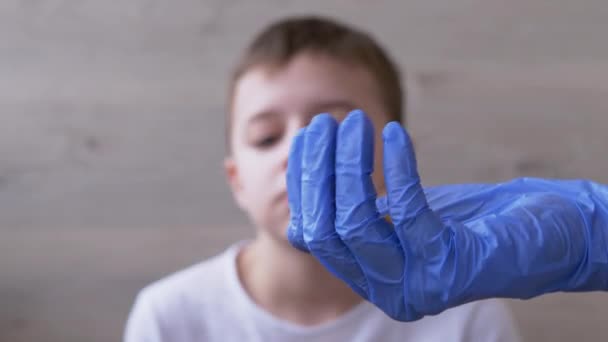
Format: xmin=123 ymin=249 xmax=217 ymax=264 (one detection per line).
xmin=287 ymin=110 xmax=593 ymax=321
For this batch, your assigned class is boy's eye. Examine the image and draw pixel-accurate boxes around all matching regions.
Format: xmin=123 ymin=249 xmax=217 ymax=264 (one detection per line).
xmin=254 ymin=135 xmax=281 ymax=148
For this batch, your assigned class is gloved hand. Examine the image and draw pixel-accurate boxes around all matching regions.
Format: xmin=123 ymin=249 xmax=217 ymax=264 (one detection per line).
xmin=286 ymin=109 xmax=608 ymax=321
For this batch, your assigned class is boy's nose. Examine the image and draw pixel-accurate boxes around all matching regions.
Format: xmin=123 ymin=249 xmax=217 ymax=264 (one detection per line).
xmin=280 ymin=135 xmax=293 ymax=172
xmin=281 ymin=152 xmax=288 ymax=171
xmin=282 ymin=118 xmax=309 ymax=172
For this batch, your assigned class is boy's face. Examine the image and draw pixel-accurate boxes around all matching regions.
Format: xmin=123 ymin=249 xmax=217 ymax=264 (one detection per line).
xmin=225 ymin=53 xmax=392 ymax=242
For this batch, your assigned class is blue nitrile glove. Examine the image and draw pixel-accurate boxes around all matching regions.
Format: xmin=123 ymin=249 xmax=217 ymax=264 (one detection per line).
xmin=286 ymin=109 xmax=608 ymax=322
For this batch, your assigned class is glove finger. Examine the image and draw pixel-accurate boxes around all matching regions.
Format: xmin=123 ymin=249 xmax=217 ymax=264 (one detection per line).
xmin=382 ymin=122 xmax=444 ymax=247
xmin=335 ymin=110 xmax=404 ymax=285
xmin=302 ymin=113 xmax=368 ymax=298
xmin=286 ymin=127 xmax=308 ymax=252
xmin=376 ymin=195 xmax=389 ymax=217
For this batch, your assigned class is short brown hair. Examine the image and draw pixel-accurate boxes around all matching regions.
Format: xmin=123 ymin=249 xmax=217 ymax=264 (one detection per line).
xmin=226 ymin=15 xmax=405 ymax=150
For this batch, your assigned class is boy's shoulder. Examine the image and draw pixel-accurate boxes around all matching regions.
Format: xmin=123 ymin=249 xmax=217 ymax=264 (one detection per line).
xmin=136 ymin=242 xmax=243 ymax=312
xmin=124 ymin=242 xmax=247 ymax=341
xmin=367 ymin=299 xmax=521 ymax=341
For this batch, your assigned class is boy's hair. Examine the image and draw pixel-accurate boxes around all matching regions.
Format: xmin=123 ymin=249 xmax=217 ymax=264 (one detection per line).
xmin=226 ymin=15 xmax=405 ymax=151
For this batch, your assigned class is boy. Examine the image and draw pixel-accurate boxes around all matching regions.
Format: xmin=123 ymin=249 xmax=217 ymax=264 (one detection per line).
xmin=125 ymin=16 xmax=521 ymax=341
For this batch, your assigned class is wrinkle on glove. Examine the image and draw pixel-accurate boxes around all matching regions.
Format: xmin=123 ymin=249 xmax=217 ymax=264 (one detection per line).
xmin=286 ymin=109 xmax=608 ymax=321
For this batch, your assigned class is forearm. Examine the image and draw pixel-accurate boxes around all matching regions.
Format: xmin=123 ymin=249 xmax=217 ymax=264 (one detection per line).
xmin=459 ymin=179 xmax=608 ymax=301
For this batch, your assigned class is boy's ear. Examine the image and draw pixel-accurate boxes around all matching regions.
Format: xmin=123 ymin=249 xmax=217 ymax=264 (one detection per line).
xmin=223 ymin=156 xmax=247 ymax=210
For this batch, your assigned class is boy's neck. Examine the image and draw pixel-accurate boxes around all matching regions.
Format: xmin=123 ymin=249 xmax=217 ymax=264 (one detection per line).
xmin=236 ymin=233 xmax=364 ymax=326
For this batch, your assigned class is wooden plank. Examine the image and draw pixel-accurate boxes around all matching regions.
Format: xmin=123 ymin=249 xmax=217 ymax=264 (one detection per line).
xmin=408 ymin=66 xmax=608 ymax=185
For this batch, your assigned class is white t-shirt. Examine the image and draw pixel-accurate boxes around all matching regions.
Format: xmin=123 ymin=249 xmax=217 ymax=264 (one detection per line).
xmin=124 ymin=243 xmax=522 ymax=342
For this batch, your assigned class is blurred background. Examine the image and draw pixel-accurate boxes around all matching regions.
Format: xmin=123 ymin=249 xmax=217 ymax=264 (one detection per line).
xmin=2 ymin=1 xmax=608 ymax=341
